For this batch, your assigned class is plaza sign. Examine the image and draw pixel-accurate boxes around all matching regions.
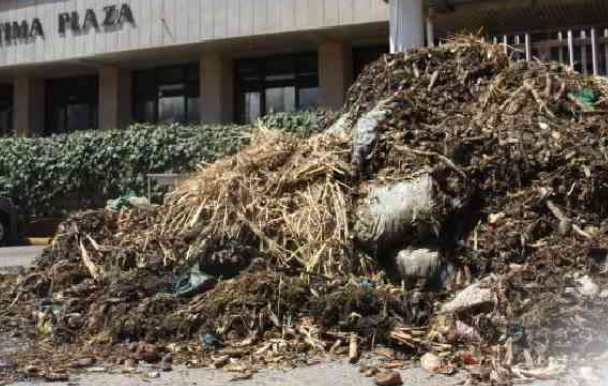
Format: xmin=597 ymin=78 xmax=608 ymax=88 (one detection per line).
xmin=0 ymin=3 xmax=134 ymax=45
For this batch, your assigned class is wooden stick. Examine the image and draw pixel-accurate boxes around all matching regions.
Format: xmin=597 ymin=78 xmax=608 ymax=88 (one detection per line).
xmin=79 ymin=239 xmax=103 ymax=281
xmin=349 ymin=333 xmax=359 ymax=363
xmin=547 ymin=200 xmax=593 ymax=239
xmin=546 ymin=200 xmax=572 ymax=235
xmin=395 ymin=145 xmax=468 ymax=180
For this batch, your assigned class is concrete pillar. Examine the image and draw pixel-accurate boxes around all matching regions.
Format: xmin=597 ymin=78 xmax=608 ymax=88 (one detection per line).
xmin=14 ymin=77 xmax=45 ymax=136
xmin=200 ymin=54 xmax=234 ymax=124
xmin=319 ymin=42 xmax=353 ymax=111
xmin=389 ymin=0 xmax=425 ymax=53
xmin=426 ymin=16 xmax=435 ymax=47
xmin=99 ymin=67 xmax=132 ymax=130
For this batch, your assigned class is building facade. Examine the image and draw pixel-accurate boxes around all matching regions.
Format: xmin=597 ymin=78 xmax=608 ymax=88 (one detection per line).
xmin=0 ymin=0 xmax=607 ymax=136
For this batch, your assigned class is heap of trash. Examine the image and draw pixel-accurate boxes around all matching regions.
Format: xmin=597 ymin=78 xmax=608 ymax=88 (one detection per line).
xmin=2 ymin=38 xmax=608 ymax=384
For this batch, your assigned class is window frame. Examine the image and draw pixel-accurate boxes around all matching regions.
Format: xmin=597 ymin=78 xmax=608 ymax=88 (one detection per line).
xmin=45 ymin=76 xmax=99 ymax=135
xmin=132 ymin=63 xmax=200 ymax=124
xmin=235 ymin=52 xmax=320 ymax=124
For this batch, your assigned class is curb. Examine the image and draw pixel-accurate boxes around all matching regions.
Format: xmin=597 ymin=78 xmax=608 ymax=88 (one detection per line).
xmin=27 ymin=238 xmax=51 ymax=246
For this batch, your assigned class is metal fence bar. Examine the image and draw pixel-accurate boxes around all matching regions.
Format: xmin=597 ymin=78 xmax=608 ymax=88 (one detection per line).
xmin=486 ymin=27 xmax=607 ymax=76
xmin=426 ymin=16 xmax=435 ymax=47
xmin=591 ymin=28 xmax=599 ymax=76
xmin=568 ymin=29 xmax=575 ymax=69
xmin=558 ymin=31 xmax=565 ymax=63
xmin=605 ymin=39 xmax=608 ymax=75
xmin=581 ymin=30 xmax=589 ymax=74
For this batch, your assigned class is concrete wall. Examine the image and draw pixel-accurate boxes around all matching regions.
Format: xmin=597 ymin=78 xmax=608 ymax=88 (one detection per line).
xmin=99 ymin=67 xmax=132 ymax=129
xmin=319 ymin=42 xmax=353 ymax=110
xmin=0 ymin=0 xmax=388 ymax=69
xmin=14 ymin=76 xmax=44 ymax=135
xmin=199 ymin=54 xmax=234 ymax=124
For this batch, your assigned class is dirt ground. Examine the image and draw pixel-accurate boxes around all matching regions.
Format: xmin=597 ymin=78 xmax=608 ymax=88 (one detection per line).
xmin=0 ymin=335 xmax=574 ymax=386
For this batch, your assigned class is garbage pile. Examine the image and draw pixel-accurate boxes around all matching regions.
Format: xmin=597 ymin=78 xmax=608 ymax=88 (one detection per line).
xmin=2 ymin=38 xmax=608 ymax=384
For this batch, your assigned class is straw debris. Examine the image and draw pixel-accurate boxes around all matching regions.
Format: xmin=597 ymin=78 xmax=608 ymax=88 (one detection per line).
xmin=3 ymin=37 xmax=608 ymax=384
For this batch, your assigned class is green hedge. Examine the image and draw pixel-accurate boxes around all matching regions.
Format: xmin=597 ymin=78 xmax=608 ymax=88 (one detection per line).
xmin=0 ymin=111 xmax=330 ymax=218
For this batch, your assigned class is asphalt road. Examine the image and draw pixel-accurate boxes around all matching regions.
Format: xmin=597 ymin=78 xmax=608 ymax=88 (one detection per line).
xmin=0 ymin=246 xmax=45 ymax=272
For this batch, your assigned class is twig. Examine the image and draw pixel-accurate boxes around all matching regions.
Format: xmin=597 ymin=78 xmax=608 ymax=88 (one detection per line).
xmin=554 ymin=81 xmax=566 ymax=102
xmin=0 ymin=291 xmax=22 ymax=317
xmin=524 ymin=80 xmax=555 ymax=118
xmin=546 ymin=200 xmax=592 ymax=239
xmin=500 ymin=85 xmax=526 ymax=111
xmin=428 ymin=70 xmax=440 ymax=91
xmin=572 ymin=224 xmax=593 ymax=240
xmin=79 ymin=238 xmax=103 ymax=280
xmin=544 ymin=74 xmax=553 ymax=98
xmin=546 ymin=200 xmax=572 ymax=236
xmin=349 ymin=333 xmax=359 ymax=363
xmin=395 ymin=145 xmax=469 ymax=181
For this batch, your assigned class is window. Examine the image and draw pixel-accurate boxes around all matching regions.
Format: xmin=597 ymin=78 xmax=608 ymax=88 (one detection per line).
xmin=0 ymin=85 xmax=13 ymax=137
xmin=46 ymin=76 xmax=98 ymax=135
xmin=133 ymin=64 xmax=200 ymax=124
xmin=353 ymin=45 xmax=390 ymax=80
xmin=236 ymin=54 xmax=319 ymax=124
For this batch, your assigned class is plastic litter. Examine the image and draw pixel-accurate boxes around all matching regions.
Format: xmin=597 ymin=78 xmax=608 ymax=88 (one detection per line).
xmin=570 ymin=88 xmax=597 ymax=111
xmin=420 ymin=353 xmax=450 ymax=375
xmin=360 ymin=279 xmax=377 ymax=290
xmin=351 ymin=99 xmax=391 ymax=171
xmin=106 ymin=193 xmax=153 ymax=211
xmin=354 ymin=175 xmax=440 ymax=250
xmin=172 ymin=263 xmax=217 ymax=298
xmin=326 ymin=111 xmax=353 ymax=135
xmin=387 ymin=246 xmax=442 ymax=288
xmin=441 ymin=280 xmax=496 ymax=315
xmin=34 ymin=299 xmax=64 ymax=316
xmin=200 ymin=333 xmax=220 ymax=348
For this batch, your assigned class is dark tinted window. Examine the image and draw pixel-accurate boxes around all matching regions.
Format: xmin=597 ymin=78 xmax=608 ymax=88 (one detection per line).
xmin=353 ymin=45 xmax=390 ymax=79
xmin=236 ymin=53 xmax=319 ymax=124
xmin=0 ymin=85 xmax=13 ymax=137
xmin=133 ymin=64 xmax=199 ymax=124
xmin=46 ymin=76 xmax=98 ymax=135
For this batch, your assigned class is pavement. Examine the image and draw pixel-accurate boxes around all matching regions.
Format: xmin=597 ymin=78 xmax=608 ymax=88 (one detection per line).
xmin=6 ymin=360 xmax=469 ymax=386
xmin=0 ymin=246 xmax=45 ymax=272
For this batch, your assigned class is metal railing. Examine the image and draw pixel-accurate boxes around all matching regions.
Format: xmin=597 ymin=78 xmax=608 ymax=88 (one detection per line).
xmin=490 ymin=27 xmax=608 ymax=76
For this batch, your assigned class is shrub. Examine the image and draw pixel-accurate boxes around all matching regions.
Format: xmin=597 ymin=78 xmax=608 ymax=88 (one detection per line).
xmin=0 ymin=111 xmax=329 ymax=218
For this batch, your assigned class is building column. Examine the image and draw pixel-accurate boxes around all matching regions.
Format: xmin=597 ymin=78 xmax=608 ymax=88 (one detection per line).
xmin=389 ymin=0 xmax=424 ymax=53
xmin=14 ymin=77 xmax=45 ymax=136
xmin=319 ymin=42 xmax=353 ymax=111
xmin=200 ymin=53 xmax=234 ymax=124
xmin=426 ymin=15 xmax=435 ymax=47
xmin=99 ymin=67 xmax=132 ymax=130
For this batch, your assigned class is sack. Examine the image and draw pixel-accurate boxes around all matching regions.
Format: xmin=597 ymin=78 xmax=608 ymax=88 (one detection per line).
xmin=325 ymin=112 xmax=353 ymax=135
xmin=387 ymin=246 xmax=442 ymax=288
xmin=354 ymin=175 xmax=442 ymax=250
xmin=351 ymin=100 xmax=391 ymax=171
